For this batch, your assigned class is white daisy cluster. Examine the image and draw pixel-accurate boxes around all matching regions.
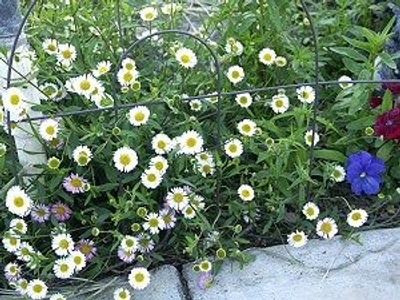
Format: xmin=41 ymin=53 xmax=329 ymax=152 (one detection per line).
xmin=165 ymin=186 xmax=205 ymax=219
xmin=117 ymin=58 xmax=140 ymax=88
xmin=72 ymin=145 xmax=93 ymax=166
xmin=194 ymin=151 xmax=216 ymax=177
xmin=161 ymin=3 xmax=182 ymax=15
xmin=42 ymin=39 xmax=76 ymax=69
xmin=175 ymin=130 xmax=204 ymax=155
xmin=225 ymin=38 xmax=244 ymax=56
xmin=258 ymin=47 xmax=287 ymax=67
xmin=39 ymin=82 xmax=66 ymax=102
xmin=1 ymin=87 xmax=30 ymax=123
xmin=65 ymin=73 xmax=105 ymax=103
xmin=141 ymin=155 xmax=169 ymax=189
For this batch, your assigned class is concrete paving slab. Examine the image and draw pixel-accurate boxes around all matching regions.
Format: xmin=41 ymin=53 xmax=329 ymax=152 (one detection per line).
xmin=183 ymin=227 xmax=400 ymax=300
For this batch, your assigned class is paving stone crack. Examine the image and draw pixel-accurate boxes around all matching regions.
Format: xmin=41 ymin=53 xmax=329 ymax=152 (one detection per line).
xmin=176 ymin=265 xmax=193 ymax=300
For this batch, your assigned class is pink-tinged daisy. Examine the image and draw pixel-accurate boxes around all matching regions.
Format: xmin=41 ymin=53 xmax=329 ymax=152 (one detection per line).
xmin=4 ymin=262 xmax=21 ymax=281
xmin=51 ymin=202 xmax=72 ymax=222
xmin=75 ymin=239 xmax=97 ymax=261
xmin=63 ymin=173 xmax=87 ymax=194
xmin=197 ymin=271 xmax=213 ymax=290
xmin=117 ymin=245 xmax=136 ymax=263
xmin=159 ymin=208 xmax=177 ymax=229
xmin=137 ymin=233 xmax=155 ymax=253
xmin=30 ymin=204 xmax=51 ymax=223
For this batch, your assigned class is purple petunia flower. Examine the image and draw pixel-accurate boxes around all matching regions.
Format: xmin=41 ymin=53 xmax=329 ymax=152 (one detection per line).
xmin=51 ymin=202 xmax=72 ymax=221
xmin=197 ymin=271 xmax=213 ymax=290
xmin=345 ymin=150 xmax=385 ymax=195
xmin=63 ymin=173 xmax=87 ymax=194
xmin=75 ymin=239 xmax=97 ymax=261
xmin=30 ymin=204 xmax=51 ymax=223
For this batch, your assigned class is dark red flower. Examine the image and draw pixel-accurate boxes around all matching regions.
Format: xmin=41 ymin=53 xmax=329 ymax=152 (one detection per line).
xmin=383 ymin=82 xmax=400 ymax=95
xmin=374 ymin=104 xmax=400 ymax=140
xmin=370 ymin=95 xmax=383 ymax=108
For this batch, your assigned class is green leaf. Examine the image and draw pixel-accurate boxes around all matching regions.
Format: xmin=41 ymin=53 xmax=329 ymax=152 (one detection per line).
xmin=376 ymin=142 xmax=395 ymax=161
xmin=342 ymin=57 xmax=363 ymax=75
xmin=381 ymin=89 xmax=393 ymax=113
xmin=346 ymin=116 xmax=376 ymax=130
xmin=379 ymin=52 xmax=396 ymax=69
xmin=343 ymin=36 xmax=371 ymax=52
xmin=313 ymin=150 xmax=347 ymax=163
xmin=331 ymin=47 xmax=367 ymax=61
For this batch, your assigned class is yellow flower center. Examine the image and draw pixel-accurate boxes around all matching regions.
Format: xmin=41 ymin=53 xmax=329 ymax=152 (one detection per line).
xmin=145 ymin=12 xmax=154 ymax=20
xmin=228 ymin=144 xmax=237 ymax=152
xmin=119 ymin=291 xmax=128 ymax=298
xmin=173 ymin=193 xmax=184 ymax=203
xmin=33 ymin=284 xmax=43 ymax=293
xmin=10 ymin=237 xmax=18 ymax=245
xmin=149 ymin=218 xmax=159 ymax=227
xmin=126 ymin=239 xmax=134 ymax=248
xmin=134 ymin=112 xmax=145 ymax=122
xmin=62 ymin=50 xmax=72 ymax=59
xmin=202 ymin=165 xmax=211 ymax=173
xmin=119 ymin=154 xmax=131 ymax=166
xmin=74 ymin=256 xmax=83 ymax=265
xmin=135 ymin=273 xmax=145 ymax=282
xmin=10 ymin=94 xmax=20 ymax=106
xmin=306 ymin=207 xmax=314 ymax=216
xmin=157 ymin=140 xmax=166 ymax=149
xmin=263 ymin=53 xmax=272 ymax=61
xmin=321 ymin=222 xmax=332 ymax=234
xmin=181 ymin=54 xmax=190 ymax=64
xmin=242 ymin=124 xmax=251 ymax=132
xmin=241 ymin=190 xmax=250 ymax=198
xmin=275 ymin=99 xmax=283 ymax=108
xmin=70 ymin=178 xmax=83 ymax=188
xmin=46 ymin=126 xmax=55 ymax=135
xmin=351 ymin=212 xmax=362 ymax=221
xmin=293 ymin=234 xmax=302 ymax=242
xmin=48 ymin=44 xmax=57 ymax=51
xmin=13 ymin=196 xmax=24 ymax=208
xmin=59 ymin=239 xmax=69 ymax=249
xmin=186 ymin=137 xmax=197 ymax=148
xmin=123 ymin=72 xmax=133 ymax=82
xmin=60 ymin=264 xmax=69 ymax=272
xmin=232 ymin=71 xmax=240 ymax=78
xmin=154 ymin=162 xmax=164 ymax=171
xmin=80 ymin=80 xmax=91 ymax=91
xmin=239 ymin=97 xmax=247 ymax=104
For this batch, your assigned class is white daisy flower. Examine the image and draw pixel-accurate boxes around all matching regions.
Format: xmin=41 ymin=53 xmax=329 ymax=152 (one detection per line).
xmin=51 ymin=233 xmax=74 ymax=256
xmin=141 ymin=167 xmax=163 ymax=189
xmin=27 ymin=279 xmax=48 ymax=300
xmin=57 ymin=43 xmax=77 ymax=65
xmin=39 ymin=118 xmax=59 ymax=141
xmin=2 ymin=231 xmax=21 ymax=253
xmin=270 ymin=93 xmax=290 ymax=114
xmin=69 ymin=250 xmax=87 ymax=272
xmin=182 ymin=205 xmax=196 ymax=219
xmin=139 ymin=6 xmax=158 ymax=21
xmin=42 ymin=39 xmax=58 ymax=55
xmin=175 ymin=47 xmax=197 ymax=69
xmin=73 ymin=145 xmax=92 ymax=166
xmin=235 ymin=93 xmax=252 ymax=108
xmin=296 ymin=86 xmax=315 ymax=104
xmin=161 ymin=3 xmax=181 ymax=15
xmin=113 ymin=146 xmax=139 ymax=173
xmin=304 ymin=130 xmax=320 ymax=146
xmin=189 ymin=194 xmax=205 ymax=211
xmin=166 ymin=187 xmax=189 ymax=211
xmin=195 ymin=151 xmax=213 ymax=164
xmin=338 ymin=75 xmax=353 ymax=89
xmin=16 ymin=241 xmax=34 ymax=262
xmin=287 ymin=230 xmax=308 ymax=248
xmin=117 ymin=68 xmax=139 ymax=86
xmin=151 ymin=133 xmax=172 ymax=154
xmin=143 ymin=212 xmax=166 ymax=234
xmin=347 ymin=209 xmax=368 ymax=228
xmin=331 ymin=165 xmax=346 ymax=182
xmin=197 ymin=161 xmax=215 ymax=177
xmin=225 ymin=38 xmax=244 ymax=56
xmin=114 ymin=287 xmax=131 ymax=300
xmin=121 ymin=58 xmax=137 ymax=70
xmin=189 ymin=99 xmax=202 ymax=111
xmin=2 ymin=87 xmax=26 ymax=113
xmin=93 ymin=60 xmax=112 ymax=77
xmin=159 ymin=208 xmax=177 ymax=229
xmin=224 ymin=138 xmax=243 ymax=158
xmin=177 ymin=130 xmax=204 ymax=155
xmin=128 ymin=267 xmax=151 ymax=290
xmin=49 ymin=293 xmax=67 ymax=300
xmin=149 ymin=156 xmax=169 ymax=174
xmin=53 ymin=257 xmax=74 ymax=279
xmin=258 ymin=48 xmax=276 ymax=65
xmin=121 ymin=235 xmax=139 ymax=252
xmin=5 ymin=185 xmax=32 ymax=217
xmin=16 ymin=278 xmax=29 ymax=296
xmin=4 ymin=261 xmax=21 ymax=280
xmin=237 ymin=119 xmax=257 ymax=137
xmin=316 ymin=217 xmax=338 ymax=239
xmin=302 ymin=202 xmax=320 ymax=220
xmin=226 ymin=65 xmax=245 ymax=84
xmin=237 ymin=184 xmax=255 ymax=201
xmin=275 ymin=56 xmax=287 ymax=67
xmin=128 ymin=106 xmax=151 ymax=126
xmin=9 ymin=218 xmax=28 ymax=234
xmin=72 ymin=74 xmax=97 ymax=96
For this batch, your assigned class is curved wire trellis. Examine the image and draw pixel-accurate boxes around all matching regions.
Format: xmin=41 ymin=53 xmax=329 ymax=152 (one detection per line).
xmin=3 ymin=1 xmax=400 ymax=203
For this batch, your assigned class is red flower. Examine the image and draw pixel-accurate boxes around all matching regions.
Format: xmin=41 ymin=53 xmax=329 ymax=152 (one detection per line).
xmin=370 ymin=95 xmax=383 ymax=108
xmin=374 ymin=104 xmax=400 ymax=140
xmin=383 ymin=83 xmax=400 ymax=94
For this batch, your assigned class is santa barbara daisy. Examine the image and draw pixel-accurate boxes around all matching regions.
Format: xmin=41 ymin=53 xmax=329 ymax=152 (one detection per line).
xmin=49 ymin=293 xmax=66 ymax=300
xmin=51 ymin=202 xmax=72 ymax=221
xmin=114 ymin=287 xmax=131 ymax=300
xmin=16 ymin=241 xmax=34 ymax=262
xmin=226 ymin=65 xmax=245 ymax=84
xmin=9 ymin=218 xmax=28 ymax=234
xmin=166 ymin=187 xmax=189 ymax=211
xmin=39 ymin=118 xmax=59 ymax=141
xmin=117 ymin=68 xmax=139 ymax=86
xmin=296 ymin=86 xmax=315 ymax=104
xmin=197 ymin=161 xmax=215 ymax=177
xmin=304 ymin=129 xmax=320 ymax=146
xmin=199 ymin=259 xmax=212 ymax=272
xmin=159 ymin=208 xmax=176 ymax=229
xmin=139 ymin=6 xmax=158 ymax=21
xmin=30 ymin=204 xmax=51 ymax=223
xmin=117 ymin=246 xmax=136 ymax=263
xmin=237 ymin=119 xmax=257 ymax=137
xmin=161 ymin=3 xmax=181 ymax=15
xmin=2 ymin=231 xmax=21 ymax=253
xmin=57 ymin=43 xmax=77 ymax=65
xmin=225 ymin=38 xmax=244 ymax=56
xmin=27 ymin=279 xmax=48 ymax=300
xmin=175 ymin=47 xmax=197 ymax=69
xmin=235 ymin=93 xmax=252 ymax=108
xmin=128 ymin=106 xmax=151 ymax=126
xmin=75 ymin=239 xmax=97 ymax=261
xmin=177 ymin=130 xmax=204 ymax=155
xmin=69 ymin=250 xmax=87 ymax=272
xmin=121 ymin=235 xmax=139 ymax=252
xmin=275 ymin=56 xmax=287 ymax=67
xmin=143 ymin=212 xmax=166 ymax=234
xmin=137 ymin=233 xmax=155 ymax=253
xmin=53 ymin=258 xmax=74 ymax=279
xmin=302 ymin=202 xmax=320 ymax=220
xmin=4 ymin=261 xmax=21 ymax=281
xmin=287 ymin=230 xmax=308 ymax=248
xmin=93 ymin=60 xmax=112 ymax=77
xmin=224 ymin=138 xmax=243 ymax=158
xmin=258 ymin=48 xmax=276 ymax=65
xmin=237 ymin=184 xmax=255 ymax=201
xmin=2 ymin=87 xmax=26 ymax=113
xmin=270 ymin=93 xmax=290 ymax=114
xmin=51 ymin=233 xmax=74 ymax=256
xmin=128 ymin=267 xmax=151 ymax=290
xmin=42 ymin=39 xmax=58 ymax=55
xmin=63 ymin=173 xmax=87 ymax=194
xmin=151 ymin=133 xmax=172 ymax=154
xmin=5 ymin=185 xmax=32 ymax=217
xmin=121 ymin=58 xmax=137 ymax=70
xmin=72 ymin=74 xmax=97 ymax=97
xmin=338 ymin=75 xmax=353 ymax=89
xmin=189 ymin=99 xmax=202 ymax=111
xmin=182 ymin=205 xmax=197 ymax=219
xmin=331 ymin=165 xmax=346 ymax=182
xmin=316 ymin=217 xmax=338 ymax=239
xmin=347 ymin=209 xmax=368 ymax=228
xmin=15 ymin=278 xmax=29 ymax=296
xmin=73 ymin=145 xmax=92 ymax=166
xmin=141 ymin=167 xmax=163 ymax=189
xmin=113 ymin=146 xmax=139 ymax=172
xmin=149 ymin=155 xmax=169 ymax=174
